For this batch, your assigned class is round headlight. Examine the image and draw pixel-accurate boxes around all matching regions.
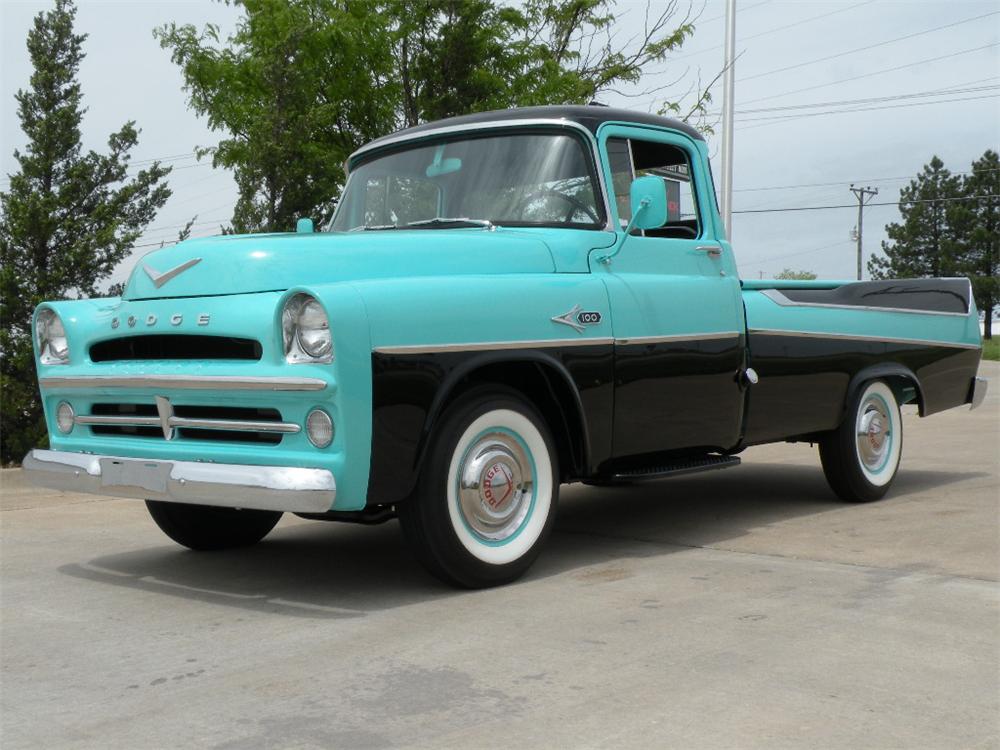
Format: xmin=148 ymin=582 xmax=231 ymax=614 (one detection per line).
xmin=37 ymin=308 xmax=69 ymax=365
xmin=296 ymin=299 xmax=332 ymax=359
xmin=306 ymin=408 xmax=334 ymax=448
xmin=282 ymin=294 xmax=332 ymax=363
xmin=56 ymin=402 xmax=75 ymax=434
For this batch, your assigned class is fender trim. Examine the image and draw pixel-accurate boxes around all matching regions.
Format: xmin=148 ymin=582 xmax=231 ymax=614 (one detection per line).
xmin=845 ymin=363 xmax=926 ymax=418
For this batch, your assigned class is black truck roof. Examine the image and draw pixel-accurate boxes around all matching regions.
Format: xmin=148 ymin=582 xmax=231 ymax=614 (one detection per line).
xmin=352 ymin=105 xmax=705 ymax=163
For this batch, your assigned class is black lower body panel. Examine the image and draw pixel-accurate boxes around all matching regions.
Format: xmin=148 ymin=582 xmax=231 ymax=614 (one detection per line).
xmin=368 ymin=344 xmax=614 ymax=505
xmin=743 ymin=333 xmax=981 ymax=445
xmin=611 ymin=335 xmax=746 ymax=458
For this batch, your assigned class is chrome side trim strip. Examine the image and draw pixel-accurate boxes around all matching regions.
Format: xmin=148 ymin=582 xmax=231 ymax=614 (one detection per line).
xmin=748 ymin=328 xmax=982 ymax=350
xmin=74 ymin=414 xmax=301 ymax=434
xmin=374 ymin=331 xmax=742 ymax=354
xmin=39 ymin=375 xmax=328 ymax=392
xmin=759 ymin=288 xmax=970 ymax=317
xmin=374 ymin=337 xmax=615 ymax=354
xmin=346 ymin=118 xmax=615 ymax=232
xmin=615 ymin=331 xmax=741 ymax=345
xmin=22 ymin=449 xmax=335 ymax=513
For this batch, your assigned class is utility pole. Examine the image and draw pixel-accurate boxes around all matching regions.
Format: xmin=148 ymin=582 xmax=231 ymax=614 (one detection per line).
xmin=850 ymin=184 xmax=878 ymax=280
xmin=719 ymin=0 xmax=736 ymax=240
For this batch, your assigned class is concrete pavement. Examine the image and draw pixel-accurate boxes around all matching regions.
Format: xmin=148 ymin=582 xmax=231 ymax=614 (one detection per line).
xmin=2 ymin=362 xmax=998 ymax=749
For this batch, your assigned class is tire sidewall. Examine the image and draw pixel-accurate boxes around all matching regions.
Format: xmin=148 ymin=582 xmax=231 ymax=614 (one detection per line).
xmin=841 ymin=380 xmax=903 ymax=500
xmin=414 ymin=389 xmax=559 ymax=587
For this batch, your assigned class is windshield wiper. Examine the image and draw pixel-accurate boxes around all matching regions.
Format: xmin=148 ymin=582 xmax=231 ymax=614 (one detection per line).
xmin=349 ymin=223 xmax=398 ymax=232
xmin=404 ymin=217 xmax=494 ymax=230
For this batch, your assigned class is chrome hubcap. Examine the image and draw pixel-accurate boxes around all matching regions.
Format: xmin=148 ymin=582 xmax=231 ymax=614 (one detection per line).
xmin=458 ymin=431 xmax=534 ymax=541
xmin=856 ymin=397 xmax=891 ymax=470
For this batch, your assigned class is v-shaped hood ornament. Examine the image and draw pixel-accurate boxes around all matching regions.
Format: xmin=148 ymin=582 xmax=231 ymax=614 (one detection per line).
xmin=143 ymin=258 xmax=201 ymax=288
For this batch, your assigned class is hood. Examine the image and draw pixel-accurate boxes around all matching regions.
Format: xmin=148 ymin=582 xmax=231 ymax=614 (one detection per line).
xmin=122 ymin=228 xmax=559 ymax=300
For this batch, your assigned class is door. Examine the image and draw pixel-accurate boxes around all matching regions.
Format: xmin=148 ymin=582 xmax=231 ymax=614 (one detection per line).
xmin=595 ymin=125 xmax=746 ymax=458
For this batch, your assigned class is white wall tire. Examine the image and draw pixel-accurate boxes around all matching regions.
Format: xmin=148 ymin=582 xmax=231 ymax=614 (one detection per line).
xmin=397 ymin=388 xmax=559 ymax=588
xmin=820 ymin=379 xmax=903 ymax=502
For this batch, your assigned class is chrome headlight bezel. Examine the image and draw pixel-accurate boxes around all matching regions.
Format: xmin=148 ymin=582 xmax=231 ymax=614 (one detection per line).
xmin=282 ymin=293 xmax=333 ymax=364
xmin=36 ymin=308 xmax=70 ymax=365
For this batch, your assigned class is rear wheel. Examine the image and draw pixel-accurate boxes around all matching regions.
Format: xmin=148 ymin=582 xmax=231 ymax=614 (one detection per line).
xmin=145 ymin=500 xmax=282 ymax=551
xmin=819 ymin=380 xmax=902 ymax=502
xmin=398 ymin=388 xmax=559 ymax=588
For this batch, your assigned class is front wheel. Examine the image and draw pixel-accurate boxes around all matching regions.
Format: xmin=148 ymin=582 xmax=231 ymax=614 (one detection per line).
xmin=398 ymin=388 xmax=559 ymax=588
xmin=819 ymin=380 xmax=903 ymax=502
xmin=145 ymin=500 xmax=283 ymax=550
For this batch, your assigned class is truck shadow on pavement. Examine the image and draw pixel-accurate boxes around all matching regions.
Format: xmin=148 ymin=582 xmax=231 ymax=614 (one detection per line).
xmin=57 ymin=461 xmax=983 ymax=618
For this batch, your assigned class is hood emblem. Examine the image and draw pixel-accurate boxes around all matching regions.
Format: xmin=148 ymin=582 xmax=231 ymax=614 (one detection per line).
xmin=143 ymin=258 xmax=201 ymax=288
xmin=551 ymin=304 xmax=602 ymax=333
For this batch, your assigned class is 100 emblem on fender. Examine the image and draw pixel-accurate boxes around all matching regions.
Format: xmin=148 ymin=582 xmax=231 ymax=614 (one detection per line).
xmin=551 ymin=304 xmax=602 ymax=333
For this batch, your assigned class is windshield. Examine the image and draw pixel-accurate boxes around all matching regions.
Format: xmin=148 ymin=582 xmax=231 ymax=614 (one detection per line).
xmin=330 ymin=132 xmax=605 ymax=231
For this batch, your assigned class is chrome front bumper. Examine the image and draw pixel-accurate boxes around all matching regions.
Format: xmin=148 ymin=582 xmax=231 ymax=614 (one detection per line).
xmin=969 ymin=377 xmax=989 ymax=410
xmin=22 ymin=449 xmax=335 ymax=513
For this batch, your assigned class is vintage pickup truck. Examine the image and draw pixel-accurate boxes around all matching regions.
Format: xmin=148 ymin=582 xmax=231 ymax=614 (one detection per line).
xmin=25 ymin=105 xmax=987 ymax=587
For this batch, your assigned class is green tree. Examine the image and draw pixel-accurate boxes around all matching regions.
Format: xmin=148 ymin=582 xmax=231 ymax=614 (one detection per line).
xmin=396 ymin=0 xmax=692 ymax=126
xmin=0 ymin=0 xmax=171 ymax=464
xmin=868 ymin=156 xmax=962 ymax=280
xmin=156 ymin=0 xmax=394 ymax=233
xmin=774 ymin=268 xmax=816 ymax=280
xmin=156 ymin=0 xmax=695 ymax=233
xmin=950 ymin=150 xmax=998 ymax=339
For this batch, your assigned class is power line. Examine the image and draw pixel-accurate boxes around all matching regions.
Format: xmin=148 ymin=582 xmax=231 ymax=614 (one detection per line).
xmin=694 ymin=0 xmax=773 ymax=28
xmin=732 ymin=168 xmax=998 ymax=194
xmin=748 ymin=239 xmax=851 ymax=265
xmin=655 ymin=0 xmax=873 ymax=66
xmin=732 ymin=83 xmax=1000 ymax=116
xmin=734 ymin=193 xmax=996 ymax=215
xmin=738 ymin=92 xmax=1000 ymax=126
xmin=694 ymin=75 xmax=999 ymax=120
xmin=740 ymin=10 xmax=1000 ymax=82
xmin=0 ymin=157 xmax=215 ymax=187
xmin=738 ymin=42 xmax=999 ymax=106
xmin=127 ymin=152 xmax=200 ymax=167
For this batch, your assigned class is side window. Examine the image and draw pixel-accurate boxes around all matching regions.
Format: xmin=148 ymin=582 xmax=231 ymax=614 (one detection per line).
xmin=610 ymin=138 xmax=701 ymax=240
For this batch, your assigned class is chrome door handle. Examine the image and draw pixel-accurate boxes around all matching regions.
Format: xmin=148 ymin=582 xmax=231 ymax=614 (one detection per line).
xmin=695 ymin=245 xmax=722 ymax=258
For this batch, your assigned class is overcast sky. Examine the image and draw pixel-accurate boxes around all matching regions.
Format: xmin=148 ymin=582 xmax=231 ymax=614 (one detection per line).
xmin=2 ymin=0 xmax=998 ymax=286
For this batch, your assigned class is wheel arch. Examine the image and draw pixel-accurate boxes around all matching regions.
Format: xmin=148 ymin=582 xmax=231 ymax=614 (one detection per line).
xmin=415 ymin=351 xmax=591 ymax=486
xmin=844 ymin=363 xmax=925 ymax=420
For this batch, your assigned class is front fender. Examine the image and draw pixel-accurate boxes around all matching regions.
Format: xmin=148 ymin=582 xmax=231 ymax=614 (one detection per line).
xmin=279 ymin=282 xmax=374 ymax=510
xmin=355 ymin=273 xmax=614 ymax=505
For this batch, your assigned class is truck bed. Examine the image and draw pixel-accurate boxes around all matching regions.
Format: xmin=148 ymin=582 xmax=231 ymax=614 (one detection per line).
xmin=741 ymin=278 xmax=982 ymax=445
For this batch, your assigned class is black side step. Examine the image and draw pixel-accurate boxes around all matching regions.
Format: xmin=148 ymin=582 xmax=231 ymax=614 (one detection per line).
xmin=609 ymin=455 xmax=741 ymax=482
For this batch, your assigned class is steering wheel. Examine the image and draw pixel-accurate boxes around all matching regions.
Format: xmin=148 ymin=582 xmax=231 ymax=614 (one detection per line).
xmin=515 ymin=189 xmax=600 ymax=224
xmin=667 ymin=225 xmax=698 ymax=239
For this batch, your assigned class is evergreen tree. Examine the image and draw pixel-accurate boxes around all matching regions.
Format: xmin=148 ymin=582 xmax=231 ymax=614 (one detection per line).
xmin=0 ymin=0 xmax=172 ymax=464
xmin=868 ymin=156 xmax=962 ymax=280
xmin=951 ymin=150 xmax=998 ymax=339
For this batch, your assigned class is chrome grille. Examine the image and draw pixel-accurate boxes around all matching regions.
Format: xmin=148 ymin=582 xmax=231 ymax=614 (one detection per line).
xmin=80 ymin=400 xmax=296 ymax=445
